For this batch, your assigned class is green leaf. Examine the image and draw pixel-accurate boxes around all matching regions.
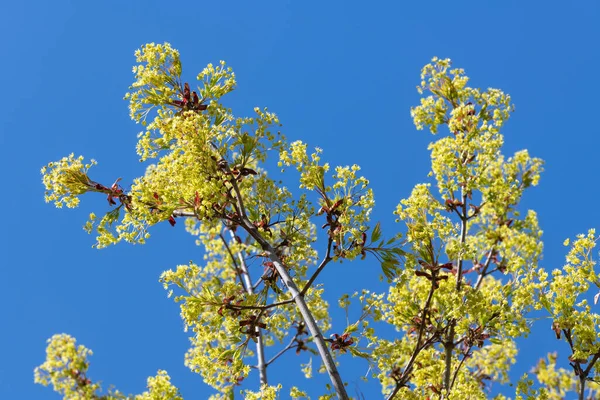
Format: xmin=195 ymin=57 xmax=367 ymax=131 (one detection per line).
xmin=381 ymin=255 xmax=400 ymax=281
xmin=371 ymin=222 xmax=382 ymax=243
xmin=348 ymin=347 xmax=371 ymax=360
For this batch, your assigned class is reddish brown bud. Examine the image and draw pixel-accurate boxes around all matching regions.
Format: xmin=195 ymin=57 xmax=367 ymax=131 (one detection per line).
xmin=569 ymin=354 xmax=589 ymax=364
xmin=240 ymin=168 xmax=258 ymax=176
xmin=330 ymin=199 xmax=344 ymax=213
xmin=551 ymin=321 xmax=561 ymax=339
xmin=415 ymin=270 xmax=432 ymax=280
xmin=183 ymin=83 xmax=191 ymax=101
xmin=439 ymin=262 xmax=454 ymax=270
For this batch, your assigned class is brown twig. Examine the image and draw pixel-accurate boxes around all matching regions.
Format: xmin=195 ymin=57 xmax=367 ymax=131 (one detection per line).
xmin=300 ymin=238 xmax=333 ymax=296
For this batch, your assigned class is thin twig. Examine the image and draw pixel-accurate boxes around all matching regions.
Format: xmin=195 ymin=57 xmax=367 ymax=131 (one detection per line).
xmin=300 ymin=239 xmax=333 ymax=296
xmin=221 ymin=299 xmax=295 ymax=311
xmin=386 ymin=276 xmax=438 ymax=400
xmin=219 ymin=233 xmax=245 ymax=289
xmin=474 ymin=247 xmax=496 ymax=291
xmin=449 ymin=346 xmax=472 ymax=390
xmin=266 ymin=332 xmax=302 ymax=366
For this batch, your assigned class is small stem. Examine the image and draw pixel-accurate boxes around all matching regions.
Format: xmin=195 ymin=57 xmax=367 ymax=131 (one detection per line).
xmin=219 ymin=233 xmax=245 ymax=288
xmin=171 ymin=210 xmax=195 ymax=217
xmin=386 ymin=278 xmax=437 ymax=400
xmin=221 ymin=299 xmax=295 ymax=311
xmin=449 ymin=346 xmax=472 ymax=391
xmin=252 ymin=277 xmax=264 ymax=291
xmin=474 ymin=248 xmax=495 ymax=291
xmin=583 ymin=352 xmax=600 ymax=377
xmin=266 ymin=330 xmax=303 ymax=366
xmin=300 ymin=239 xmax=333 ymax=296
xmin=266 ymin=341 xmax=297 ymax=366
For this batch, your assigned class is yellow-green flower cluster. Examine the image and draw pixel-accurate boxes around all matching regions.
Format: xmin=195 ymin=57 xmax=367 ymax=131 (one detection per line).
xmin=394 ymin=183 xmax=455 ymax=259
xmin=330 ymin=164 xmax=374 ymax=258
xmin=243 ymin=384 xmax=282 ymax=400
xmin=279 ymin=141 xmax=329 ymax=191
xmin=543 ymin=230 xmax=600 ymax=361
xmin=41 ymin=154 xmax=97 ymax=208
xmin=290 ymin=386 xmax=310 ymax=398
xmin=125 ymin=42 xmax=182 ymax=123
xmin=134 ymin=370 xmax=183 ymax=400
xmin=35 ymin=334 xmax=182 ymax=400
xmin=43 ymin=43 xmax=292 ymax=249
xmin=34 ymin=334 xmax=102 ymax=399
xmin=279 ymin=140 xmax=375 ymax=260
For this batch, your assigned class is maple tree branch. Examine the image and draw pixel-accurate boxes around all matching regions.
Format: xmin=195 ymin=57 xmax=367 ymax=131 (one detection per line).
xmin=266 ymin=338 xmax=298 ymax=367
xmin=220 ymin=299 xmax=295 ymax=311
xmin=562 ymin=328 xmax=591 ymax=400
xmin=474 ymin=248 xmax=495 ymax=291
xmin=386 ymin=276 xmax=438 ymax=399
xmin=300 ymin=238 xmax=333 ymax=296
xmin=171 ymin=210 xmax=195 ymax=218
xmin=222 ymin=160 xmax=349 ymax=400
xmin=583 ymin=352 xmax=600 ymax=377
xmin=578 ymin=352 xmax=600 ymax=400
xmin=449 ymin=345 xmax=472 ymax=391
xmin=443 ymin=189 xmax=468 ymax=396
xmin=265 ymin=327 xmax=306 ymax=366
xmin=220 ymin=228 xmax=268 ymax=385
xmin=219 ymin=232 xmax=246 ymax=289
xmin=221 ymin=229 xmax=268 ymax=385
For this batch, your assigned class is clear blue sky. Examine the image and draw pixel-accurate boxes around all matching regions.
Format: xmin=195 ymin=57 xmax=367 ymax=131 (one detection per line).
xmin=1 ymin=1 xmax=599 ymax=398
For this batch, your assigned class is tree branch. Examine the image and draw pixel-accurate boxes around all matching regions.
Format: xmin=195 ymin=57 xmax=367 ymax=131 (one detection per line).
xmin=221 ymin=159 xmax=349 ymax=400
xmin=219 ymin=233 xmax=246 ymax=289
xmin=300 ymin=238 xmax=333 ymax=296
xmin=265 ymin=328 xmax=305 ymax=366
xmin=474 ymin=247 xmax=496 ymax=291
xmin=222 ymin=228 xmax=268 ymax=386
xmin=386 ymin=276 xmax=438 ymax=400
xmin=220 ymin=299 xmax=295 ymax=311
xmin=443 ymin=189 xmax=468 ymax=396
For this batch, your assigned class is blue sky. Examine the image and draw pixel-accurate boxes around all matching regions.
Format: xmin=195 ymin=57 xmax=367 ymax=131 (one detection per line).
xmin=1 ymin=1 xmax=599 ymax=398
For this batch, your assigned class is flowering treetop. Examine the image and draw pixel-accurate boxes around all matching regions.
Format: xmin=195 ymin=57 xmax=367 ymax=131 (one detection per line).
xmin=38 ymin=44 xmax=600 ymax=400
